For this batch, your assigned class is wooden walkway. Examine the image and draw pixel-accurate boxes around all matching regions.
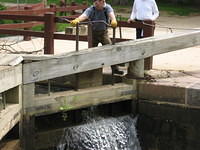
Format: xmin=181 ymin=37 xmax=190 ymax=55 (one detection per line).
xmin=0 ymin=31 xmax=200 ymax=149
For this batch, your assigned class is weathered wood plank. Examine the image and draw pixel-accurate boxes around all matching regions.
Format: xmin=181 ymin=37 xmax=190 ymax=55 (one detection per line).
xmin=27 ymin=83 xmax=136 ymax=116
xmin=0 ymin=54 xmax=23 ymax=66
xmin=0 ymin=139 xmax=20 ymax=150
xmin=20 ymin=83 xmax=35 ymax=150
xmin=23 ymin=31 xmax=200 ymax=84
xmin=0 ymin=64 xmax=22 ymax=93
xmin=0 ymin=104 xmax=20 ymax=140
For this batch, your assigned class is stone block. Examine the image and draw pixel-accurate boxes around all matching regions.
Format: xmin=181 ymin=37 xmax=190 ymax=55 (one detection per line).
xmin=138 ymin=83 xmax=185 ymax=104
xmin=65 ymin=25 xmax=87 ymax=35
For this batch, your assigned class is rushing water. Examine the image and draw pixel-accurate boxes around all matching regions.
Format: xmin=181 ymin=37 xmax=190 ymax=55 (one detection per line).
xmin=57 ymin=115 xmax=141 ymax=150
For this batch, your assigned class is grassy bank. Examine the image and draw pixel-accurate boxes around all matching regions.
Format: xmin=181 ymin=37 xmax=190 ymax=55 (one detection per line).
xmin=1 ymin=0 xmax=200 ymax=16
xmin=0 ymin=0 xmax=85 ymax=5
xmin=158 ymin=2 xmax=200 ymax=16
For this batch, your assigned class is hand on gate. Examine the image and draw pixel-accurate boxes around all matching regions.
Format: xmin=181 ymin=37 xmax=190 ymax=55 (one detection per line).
xmin=70 ymin=18 xmax=80 ymax=26
xmin=111 ymin=20 xmax=117 ymax=28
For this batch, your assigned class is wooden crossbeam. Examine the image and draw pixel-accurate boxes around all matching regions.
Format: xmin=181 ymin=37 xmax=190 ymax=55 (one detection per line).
xmin=0 ymin=22 xmax=43 ymax=29
xmin=25 ymin=83 xmax=135 ymax=116
xmin=23 ymin=31 xmax=200 ymax=84
xmin=0 ymin=14 xmax=44 ymax=21
xmin=0 ymin=104 xmax=20 ymax=140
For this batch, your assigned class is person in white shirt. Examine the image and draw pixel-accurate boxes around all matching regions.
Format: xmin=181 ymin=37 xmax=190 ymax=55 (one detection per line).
xmin=128 ymin=0 xmax=159 ymax=39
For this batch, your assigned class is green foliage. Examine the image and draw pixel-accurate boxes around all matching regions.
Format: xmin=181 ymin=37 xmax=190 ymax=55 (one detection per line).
xmin=47 ymin=0 xmax=87 ymax=5
xmin=0 ymin=4 xmax=12 ymax=25
xmin=31 ymin=23 xmax=70 ymax=32
xmin=0 ymin=0 xmax=87 ymax=4
xmin=0 ymin=0 xmax=41 ymax=3
xmin=158 ymin=2 xmax=200 ymax=16
xmin=60 ymin=104 xmax=72 ymax=111
xmin=56 ymin=23 xmax=70 ymax=32
xmin=0 ymin=3 xmax=6 ymax=10
xmin=32 ymin=25 xmax=44 ymax=31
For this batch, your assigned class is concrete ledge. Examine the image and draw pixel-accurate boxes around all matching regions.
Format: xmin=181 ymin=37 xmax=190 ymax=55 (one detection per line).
xmin=138 ymin=70 xmax=200 ymax=106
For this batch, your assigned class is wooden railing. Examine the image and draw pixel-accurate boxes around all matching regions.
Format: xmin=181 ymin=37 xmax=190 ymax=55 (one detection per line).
xmin=0 ymin=12 xmax=155 ymax=54
xmin=1 ymin=28 xmax=200 ymax=150
xmin=0 ymin=2 xmax=87 ymax=15
xmin=0 ymin=2 xmax=87 ymax=31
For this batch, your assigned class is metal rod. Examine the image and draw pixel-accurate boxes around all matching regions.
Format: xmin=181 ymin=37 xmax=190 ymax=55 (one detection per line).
xmin=119 ymin=15 xmax=122 ymax=38
xmin=75 ymin=23 xmax=79 ymax=51
xmin=75 ymin=23 xmax=80 ymax=91
xmin=111 ymin=27 xmax=116 ymax=85
xmin=112 ymin=27 xmax=116 ymax=45
xmin=58 ymin=17 xmax=110 ymax=27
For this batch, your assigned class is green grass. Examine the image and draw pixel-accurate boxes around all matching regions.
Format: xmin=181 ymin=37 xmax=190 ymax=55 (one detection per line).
xmin=0 ymin=0 xmax=86 ymax=4
xmin=31 ymin=23 xmax=70 ymax=32
xmin=0 ymin=0 xmax=41 ymax=4
xmin=113 ymin=2 xmax=200 ymax=16
xmin=158 ymin=2 xmax=200 ymax=16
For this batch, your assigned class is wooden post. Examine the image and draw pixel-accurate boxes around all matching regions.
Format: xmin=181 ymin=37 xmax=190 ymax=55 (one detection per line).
xmin=124 ymin=60 xmax=144 ymax=115
xmin=50 ymin=3 xmax=57 ymax=13
xmin=20 ymin=83 xmax=35 ymax=150
xmin=125 ymin=60 xmax=145 ymax=116
xmin=72 ymin=22 xmax=102 ymax=89
xmin=23 ymin=6 xmax=32 ymax=41
xmin=143 ymin=20 xmax=155 ymax=70
xmin=127 ymin=60 xmax=144 ymax=79
xmin=44 ymin=12 xmax=55 ymax=54
xmin=71 ymin=2 xmax=77 ymax=15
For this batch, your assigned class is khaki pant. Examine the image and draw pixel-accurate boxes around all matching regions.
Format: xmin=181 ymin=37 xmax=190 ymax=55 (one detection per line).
xmin=92 ymin=30 xmax=111 ymax=47
xmin=92 ymin=30 xmax=119 ymax=72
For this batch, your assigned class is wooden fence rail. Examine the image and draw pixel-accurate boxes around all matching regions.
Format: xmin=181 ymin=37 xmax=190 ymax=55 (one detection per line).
xmin=1 ymin=26 xmax=200 ymax=150
xmin=0 ymin=12 xmax=148 ymax=54
xmin=0 ymin=4 xmax=87 ymax=15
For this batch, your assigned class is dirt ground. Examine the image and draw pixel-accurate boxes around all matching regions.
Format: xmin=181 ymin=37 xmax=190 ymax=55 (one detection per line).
xmin=153 ymin=14 xmax=200 ymax=72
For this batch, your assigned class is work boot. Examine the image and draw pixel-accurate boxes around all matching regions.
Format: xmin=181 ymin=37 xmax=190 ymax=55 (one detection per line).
xmin=111 ymin=65 xmax=124 ymax=75
xmin=112 ymin=69 xmax=124 ymax=75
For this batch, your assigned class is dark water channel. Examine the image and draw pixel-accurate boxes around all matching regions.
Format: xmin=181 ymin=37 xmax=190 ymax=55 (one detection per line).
xmin=56 ymin=115 xmax=141 ymax=150
xmin=34 ymin=99 xmax=200 ymax=150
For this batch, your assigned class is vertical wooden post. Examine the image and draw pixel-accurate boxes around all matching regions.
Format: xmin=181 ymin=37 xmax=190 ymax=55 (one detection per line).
xmin=124 ymin=60 xmax=144 ymax=116
xmin=71 ymin=2 xmax=77 ymax=15
xmin=50 ymin=3 xmax=57 ymax=13
xmin=75 ymin=23 xmax=79 ymax=51
xmin=72 ymin=22 xmax=102 ymax=89
xmin=44 ymin=12 xmax=55 ymax=54
xmin=23 ymin=6 xmax=32 ymax=41
xmin=127 ymin=59 xmax=144 ymax=79
xmin=20 ymin=83 xmax=35 ymax=150
xmin=143 ymin=20 xmax=155 ymax=70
